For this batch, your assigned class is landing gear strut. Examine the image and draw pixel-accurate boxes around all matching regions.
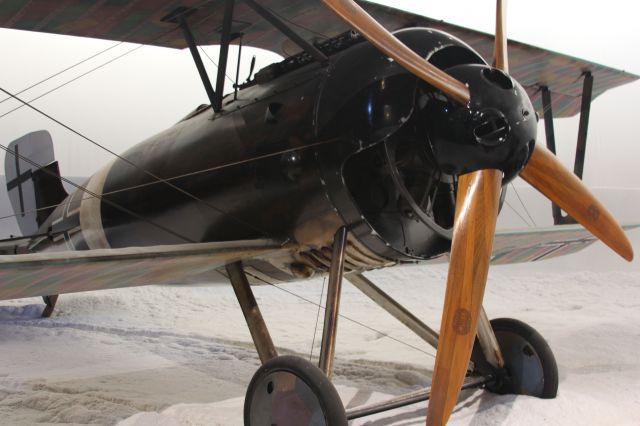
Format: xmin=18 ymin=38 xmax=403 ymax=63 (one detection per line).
xmin=234 ymin=227 xmax=349 ymax=426
xmin=234 ymin=227 xmax=558 ymax=423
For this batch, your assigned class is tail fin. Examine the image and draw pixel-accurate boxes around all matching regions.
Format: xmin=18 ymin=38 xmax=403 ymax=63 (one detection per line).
xmin=5 ymin=130 xmax=67 ymax=236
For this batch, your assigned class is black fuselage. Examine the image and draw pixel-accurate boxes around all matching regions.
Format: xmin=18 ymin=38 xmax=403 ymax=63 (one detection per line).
xmin=33 ymin=28 xmax=490 ymax=280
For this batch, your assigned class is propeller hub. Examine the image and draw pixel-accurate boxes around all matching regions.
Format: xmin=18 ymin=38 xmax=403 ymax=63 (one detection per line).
xmin=425 ymin=64 xmax=537 ymax=182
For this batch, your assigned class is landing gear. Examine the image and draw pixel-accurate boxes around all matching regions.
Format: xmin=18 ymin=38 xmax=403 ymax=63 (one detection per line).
xmin=244 ymin=355 xmax=347 ymax=426
xmin=230 ymin=228 xmax=349 ymax=426
xmin=473 ymin=317 xmax=559 ymax=398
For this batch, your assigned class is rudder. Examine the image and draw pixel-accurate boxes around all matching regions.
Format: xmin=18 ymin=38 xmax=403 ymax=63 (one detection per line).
xmin=4 ymin=130 xmax=67 ymax=236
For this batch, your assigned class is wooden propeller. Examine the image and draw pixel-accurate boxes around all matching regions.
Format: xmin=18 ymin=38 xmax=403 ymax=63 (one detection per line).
xmin=494 ymin=0 xmax=508 ymax=72
xmin=323 ymin=1 xmax=634 ymax=425
xmin=427 ymin=2 xmax=631 ymax=424
xmin=426 ymin=169 xmax=502 ymax=425
xmin=520 ymin=144 xmax=633 ymax=261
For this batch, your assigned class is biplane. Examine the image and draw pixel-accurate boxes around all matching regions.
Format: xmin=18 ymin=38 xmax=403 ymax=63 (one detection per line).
xmin=0 ymin=0 xmax=637 ymax=424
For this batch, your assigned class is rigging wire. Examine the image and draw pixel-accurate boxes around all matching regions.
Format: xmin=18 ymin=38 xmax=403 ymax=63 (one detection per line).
xmin=510 ymin=182 xmax=537 ymax=227
xmin=309 ymin=277 xmax=326 ymax=361
xmin=0 ymin=1 xmax=280 ymax=239
xmin=244 ymin=270 xmax=434 ymax=358
xmin=0 ymin=137 xmax=339 ymax=230
xmin=0 ymin=44 xmax=145 ymax=120
xmin=0 ymin=86 xmax=273 ymax=239
xmin=0 ymin=1 xmax=272 ymax=236
xmin=0 ymin=143 xmax=195 ymax=243
xmin=503 ymin=198 xmax=533 ymax=228
xmin=198 ymin=46 xmax=236 ymax=86
xmin=0 ymin=41 xmax=124 ymax=107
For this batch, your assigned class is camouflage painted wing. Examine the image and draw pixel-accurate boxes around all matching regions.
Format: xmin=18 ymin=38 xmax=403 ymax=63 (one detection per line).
xmin=0 ymin=239 xmax=285 ymax=301
xmin=0 ymin=0 xmax=636 ymax=118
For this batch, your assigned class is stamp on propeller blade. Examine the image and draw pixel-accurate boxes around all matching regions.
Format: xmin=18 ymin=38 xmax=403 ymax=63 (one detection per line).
xmin=453 ymin=308 xmax=471 ymax=335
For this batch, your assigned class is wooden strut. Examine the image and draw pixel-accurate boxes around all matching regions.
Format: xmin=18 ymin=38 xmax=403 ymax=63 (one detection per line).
xmin=213 ymin=0 xmax=235 ymax=112
xmin=243 ymin=0 xmax=328 ymax=64
xmin=476 ymin=308 xmax=505 ymax=369
xmin=346 ymin=272 xmax=440 ymax=350
xmin=346 ymin=273 xmax=505 ymax=369
xmin=176 ymin=13 xmax=217 ymax=109
xmin=226 ymin=261 xmax=278 ymax=364
xmin=541 ymin=85 xmax=568 ymax=224
xmin=541 ymin=71 xmax=594 ymax=225
xmin=318 ymin=226 xmax=348 ymax=379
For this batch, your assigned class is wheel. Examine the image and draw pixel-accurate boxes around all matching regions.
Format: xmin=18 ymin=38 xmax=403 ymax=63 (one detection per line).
xmin=243 ymin=355 xmax=347 ymax=426
xmin=472 ymin=318 xmax=558 ymax=398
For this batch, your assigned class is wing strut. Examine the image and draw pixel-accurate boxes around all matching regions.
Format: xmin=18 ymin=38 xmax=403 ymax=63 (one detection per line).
xmin=213 ymin=0 xmax=236 ymax=112
xmin=243 ymin=0 xmax=328 ymax=64
xmin=165 ymin=1 xmax=327 ymax=111
xmin=162 ymin=8 xmax=217 ymax=109
xmin=541 ymin=71 xmax=595 ymax=225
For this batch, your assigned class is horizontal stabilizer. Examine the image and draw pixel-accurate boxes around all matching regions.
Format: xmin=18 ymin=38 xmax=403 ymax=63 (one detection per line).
xmin=0 ymin=233 xmax=46 ymax=255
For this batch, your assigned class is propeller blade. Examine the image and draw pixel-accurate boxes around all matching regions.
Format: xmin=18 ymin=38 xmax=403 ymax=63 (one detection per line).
xmin=494 ymin=0 xmax=508 ymax=72
xmin=427 ymin=169 xmax=502 ymax=426
xmin=321 ymin=0 xmax=470 ymax=105
xmin=520 ymin=143 xmax=633 ymax=261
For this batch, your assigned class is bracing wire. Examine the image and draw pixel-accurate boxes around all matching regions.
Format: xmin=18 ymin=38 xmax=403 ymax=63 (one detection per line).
xmin=510 ymin=182 xmax=537 ymax=227
xmin=0 ymin=143 xmax=195 ymax=243
xmin=0 ymin=41 xmax=124 ymax=107
xmin=0 ymin=0 xmax=214 ymax=114
xmin=244 ymin=270 xmax=434 ymax=358
xmin=0 ymin=1 xmax=284 ymax=240
xmin=503 ymin=198 xmax=534 ymax=228
xmin=0 ymin=44 xmax=145 ymax=120
xmin=198 ymin=46 xmax=236 ymax=86
xmin=309 ymin=277 xmax=326 ymax=361
xmin=0 ymin=135 xmax=339 ymax=231
xmin=0 ymin=86 xmax=273 ymax=238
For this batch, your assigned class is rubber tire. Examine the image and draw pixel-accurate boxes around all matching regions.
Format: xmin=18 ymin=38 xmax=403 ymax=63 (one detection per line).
xmin=243 ymin=355 xmax=347 ymax=426
xmin=473 ymin=318 xmax=559 ymax=399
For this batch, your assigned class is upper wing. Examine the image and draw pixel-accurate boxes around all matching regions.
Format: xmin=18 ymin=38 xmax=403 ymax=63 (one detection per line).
xmin=0 ymin=1 xmax=636 ymax=118
xmin=0 ymin=239 xmax=286 ymax=301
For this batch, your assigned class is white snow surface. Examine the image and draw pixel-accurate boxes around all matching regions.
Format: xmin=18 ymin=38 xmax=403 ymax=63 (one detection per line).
xmin=1 ymin=231 xmax=639 ymax=425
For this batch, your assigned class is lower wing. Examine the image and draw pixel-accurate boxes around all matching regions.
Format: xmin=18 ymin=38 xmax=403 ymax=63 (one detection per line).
xmin=0 ymin=239 xmax=285 ymax=301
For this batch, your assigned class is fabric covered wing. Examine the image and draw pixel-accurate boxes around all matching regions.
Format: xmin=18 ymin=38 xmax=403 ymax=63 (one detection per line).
xmin=491 ymin=224 xmax=639 ymax=265
xmin=0 ymin=1 xmax=636 ymax=118
xmin=362 ymin=3 xmax=638 ymax=118
xmin=0 ymin=239 xmax=284 ymax=301
xmin=422 ymin=224 xmax=638 ymax=265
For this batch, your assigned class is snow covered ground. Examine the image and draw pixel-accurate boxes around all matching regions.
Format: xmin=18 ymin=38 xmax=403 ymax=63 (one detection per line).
xmin=1 ymin=230 xmax=639 ymax=425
